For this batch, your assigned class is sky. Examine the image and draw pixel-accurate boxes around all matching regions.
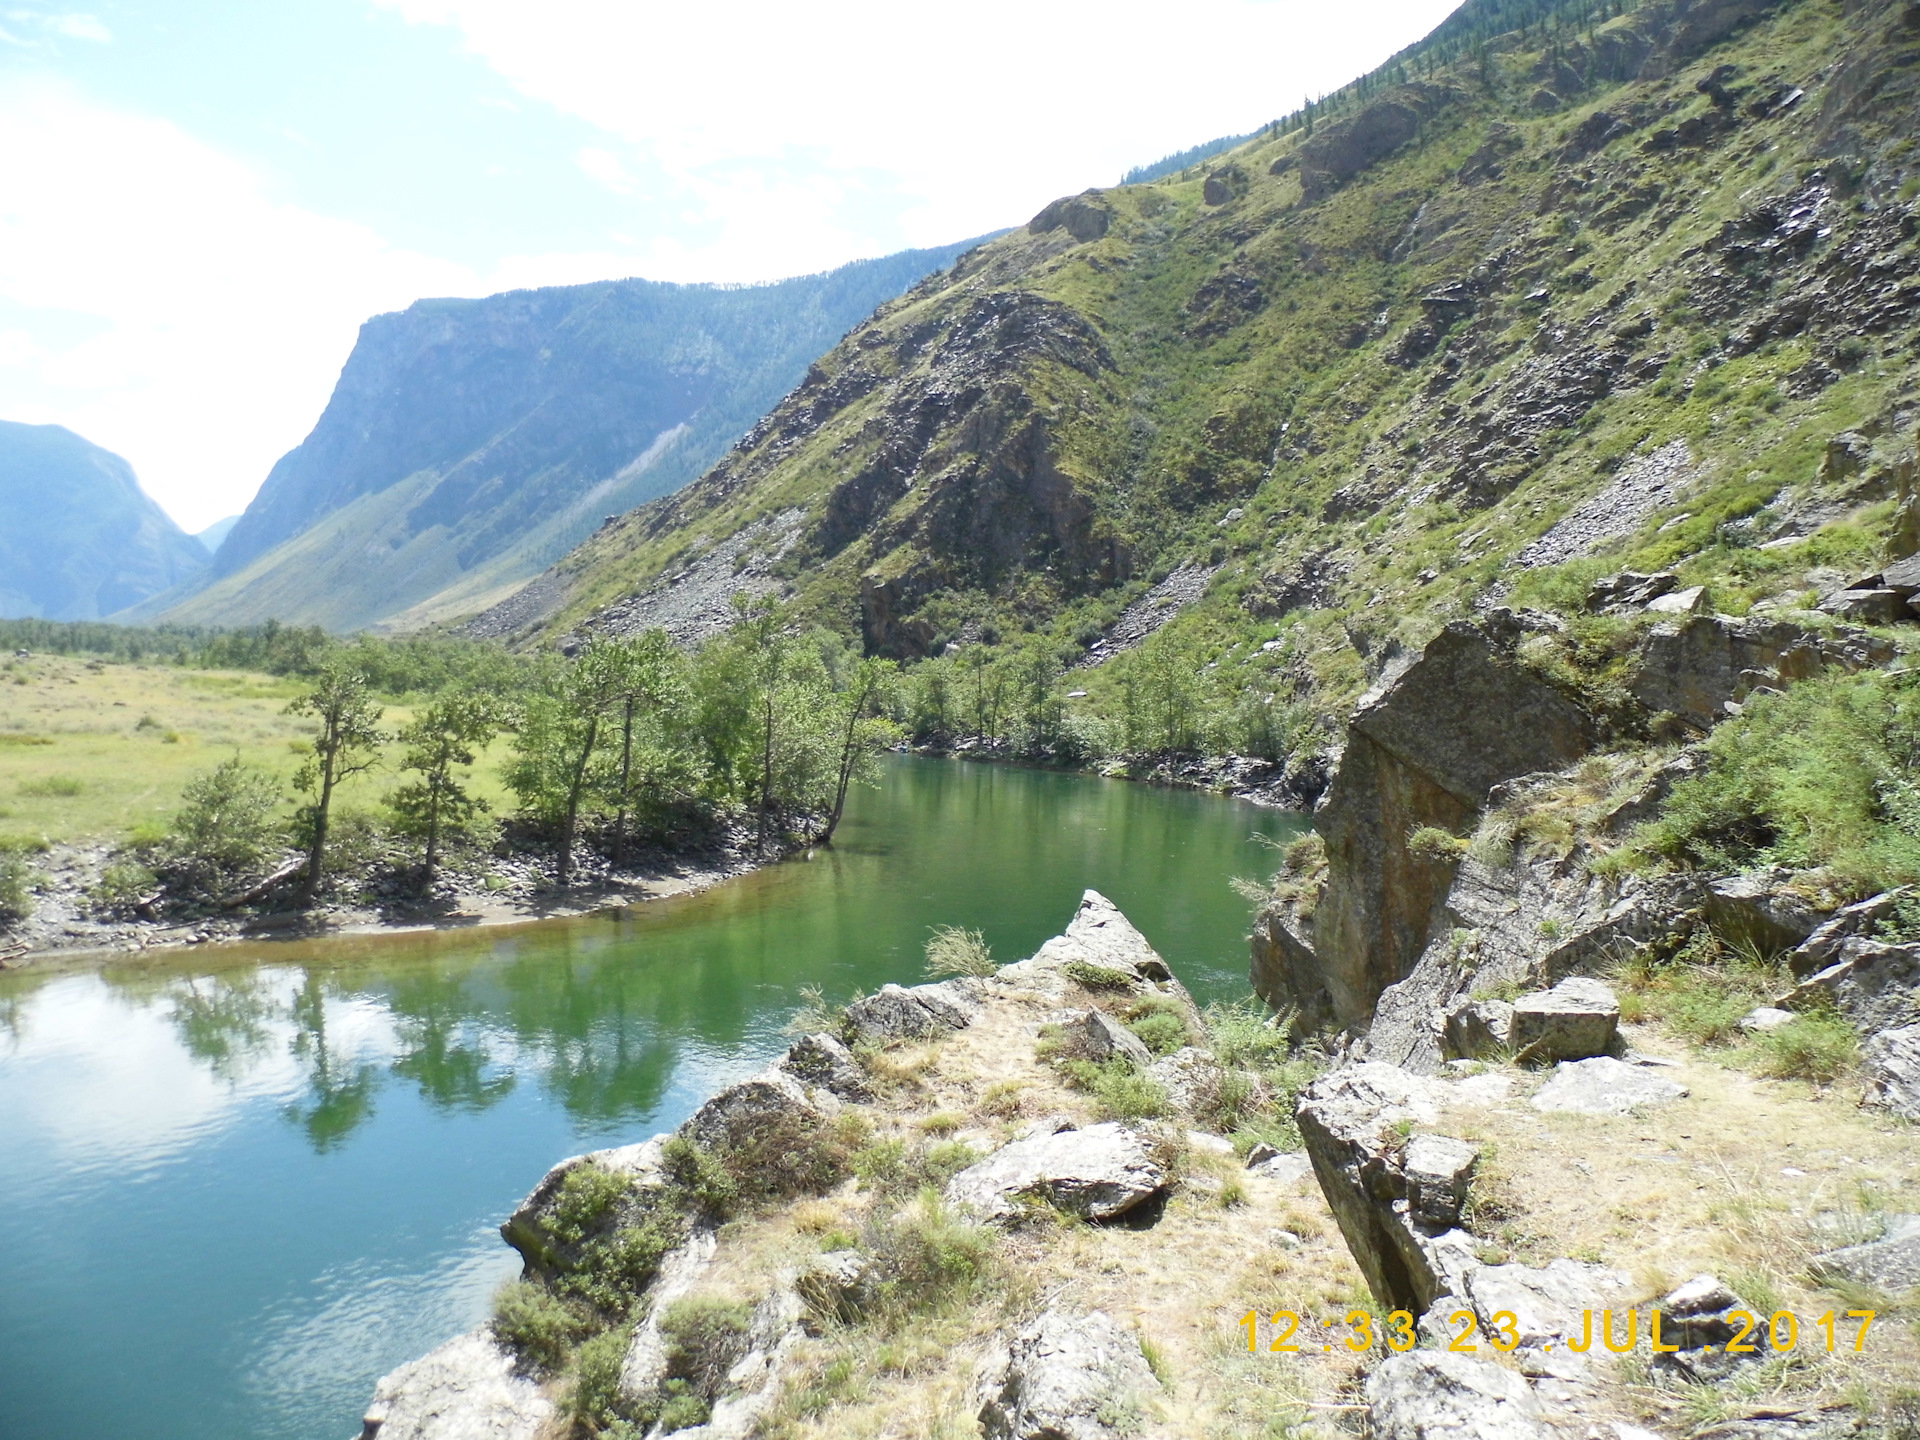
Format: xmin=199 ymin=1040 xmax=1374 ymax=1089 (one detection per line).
xmin=0 ymin=0 xmax=1463 ymax=532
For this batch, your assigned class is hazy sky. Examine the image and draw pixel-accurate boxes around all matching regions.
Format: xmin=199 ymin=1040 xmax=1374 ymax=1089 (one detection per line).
xmin=0 ymin=0 xmax=1461 ymax=531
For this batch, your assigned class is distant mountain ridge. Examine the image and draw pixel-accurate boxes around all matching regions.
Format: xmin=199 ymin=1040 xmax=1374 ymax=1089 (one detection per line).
xmin=153 ymin=239 xmax=993 ymax=633
xmin=0 ymin=421 xmax=208 ymax=621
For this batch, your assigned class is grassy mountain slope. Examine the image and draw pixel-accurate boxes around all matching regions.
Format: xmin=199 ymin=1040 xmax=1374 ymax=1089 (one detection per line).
xmin=0 ymin=421 xmax=209 ymax=621
xmin=152 ymin=241 xmax=990 ymax=634
xmin=505 ymin=0 xmax=1919 ymax=735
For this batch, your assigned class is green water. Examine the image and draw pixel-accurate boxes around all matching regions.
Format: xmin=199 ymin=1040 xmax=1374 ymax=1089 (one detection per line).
xmin=0 ymin=755 xmax=1303 ymax=1440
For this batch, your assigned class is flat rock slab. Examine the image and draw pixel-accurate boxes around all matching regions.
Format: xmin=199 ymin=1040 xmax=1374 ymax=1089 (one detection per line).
xmin=1366 ymin=1350 xmax=1550 ymax=1440
xmin=1463 ymin=1259 xmax=1630 ymax=1351
xmin=1248 ymin=1151 xmax=1315 ymax=1186
xmin=976 ymin=1309 xmax=1164 ymax=1440
xmin=1811 ymin=1215 xmax=1920 ymax=1293
xmin=1530 ymin=1057 xmax=1688 ymax=1115
xmin=360 ymin=1329 xmax=552 ymax=1440
xmin=1511 ymin=977 xmax=1619 ymax=1062
xmin=946 ymin=1122 xmax=1166 ymax=1223
xmin=844 ymin=979 xmax=983 ymax=1044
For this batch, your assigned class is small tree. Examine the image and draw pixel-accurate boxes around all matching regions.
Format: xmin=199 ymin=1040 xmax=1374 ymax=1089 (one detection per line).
xmin=287 ymin=665 xmax=385 ymax=906
xmin=505 ymin=642 xmax=626 ymax=889
xmin=820 ymin=657 xmax=898 ymax=844
xmin=161 ymin=756 xmax=285 ymax=898
xmin=600 ymin=630 xmax=687 ymax=869
xmin=725 ymin=597 xmax=830 ymax=855
xmin=390 ymin=692 xmax=499 ymax=884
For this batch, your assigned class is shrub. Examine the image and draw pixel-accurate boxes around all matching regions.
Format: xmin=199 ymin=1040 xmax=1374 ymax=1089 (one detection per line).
xmin=19 ymin=775 xmax=83 ymax=797
xmin=156 ymin=757 xmax=285 ymax=896
xmin=1752 ymin=1013 xmax=1858 ymax=1084
xmin=560 ymin=1215 xmax=681 ymax=1316
xmin=1063 ymin=959 xmax=1135 ymax=990
xmin=0 ymin=846 xmax=33 ymax=923
xmin=1408 ymin=825 xmax=1470 ymax=862
xmin=570 ymin=1324 xmax=636 ymax=1430
xmin=1124 ymin=995 xmax=1194 ymax=1057
xmin=550 ymin=1161 xmax=634 ymax=1245
xmin=1060 ymin=1058 xmax=1171 ymax=1120
xmin=659 ymin=1296 xmax=754 ymax=1401
xmin=491 ymin=1280 xmax=586 ymax=1371
xmin=1204 ymin=998 xmax=1295 ymax=1070
xmin=853 ymin=1137 xmax=979 ymax=1199
xmin=92 ymin=861 xmax=157 ymax=912
xmin=661 ymin=1136 xmax=740 ymax=1218
xmin=859 ymin=1194 xmax=996 ymax=1319
xmin=924 ymin=924 xmax=996 ymax=979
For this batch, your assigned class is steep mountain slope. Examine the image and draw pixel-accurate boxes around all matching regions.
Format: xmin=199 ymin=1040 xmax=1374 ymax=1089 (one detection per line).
xmin=498 ymin=0 xmax=1920 ymax=724
xmin=154 ymin=240 xmax=988 ymax=633
xmin=0 ymin=421 xmax=208 ymax=621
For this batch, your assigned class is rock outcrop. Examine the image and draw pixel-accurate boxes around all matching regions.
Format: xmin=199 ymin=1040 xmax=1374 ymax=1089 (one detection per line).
xmin=358 ymin=1329 xmax=552 ymax=1440
xmin=1365 ymin=1350 xmax=1551 ymax=1440
xmin=1510 ymin=977 xmax=1621 ymax=1063
xmin=945 ymin=1121 xmax=1169 ymax=1224
xmin=1528 ymin=1056 xmax=1689 ymax=1115
xmin=844 ymin=979 xmax=984 ymax=1044
xmin=1261 ymin=624 xmax=1598 ymax=1032
xmin=1629 ymin=613 xmax=1893 ymax=728
xmin=976 ymin=1309 xmax=1165 ymax=1440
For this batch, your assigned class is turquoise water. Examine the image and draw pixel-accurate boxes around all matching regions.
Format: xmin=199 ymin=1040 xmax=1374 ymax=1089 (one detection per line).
xmin=0 ymin=756 xmax=1304 ymax=1440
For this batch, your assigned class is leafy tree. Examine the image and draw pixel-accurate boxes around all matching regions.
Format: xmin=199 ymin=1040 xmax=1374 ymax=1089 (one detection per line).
xmin=907 ymin=654 xmax=957 ymax=743
xmin=160 ymin=756 xmax=285 ymax=898
xmin=506 ymin=644 xmax=630 ymax=890
xmin=287 ymin=665 xmax=386 ymax=906
xmin=390 ymin=691 xmax=500 ymax=883
xmin=821 ymin=657 xmax=898 ymax=843
xmin=706 ymin=596 xmax=837 ymax=854
xmin=598 ymin=631 xmax=689 ymax=868
xmin=1122 ymin=630 xmax=1205 ymax=757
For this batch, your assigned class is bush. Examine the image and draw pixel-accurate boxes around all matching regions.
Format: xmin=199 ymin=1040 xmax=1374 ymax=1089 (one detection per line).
xmin=92 ymin=861 xmax=157 ymax=912
xmin=659 ymin=1296 xmax=754 ymax=1401
xmin=853 ymin=1137 xmax=980 ymax=1199
xmin=570 ymin=1324 xmax=636 ymax=1431
xmin=1124 ymin=995 xmax=1193 ymax=1057
xmin=550 ymin=1161 xmax=634 ymax=1245
xmin=561 ymin=1215 xmax=681 ymax=1316
xmin=491 ymin=1280 xmax=586 ymax=1371
xmin=156 ymin=757 xmax=285 ymax=896
xmin=1060 ymin=1058 xmax=1171 ymax=1120
xmin=661 ymin=1135 xmax=740 ymax=1217
xmin=0 ymin=846 xmax=33 ymax=923
xmin=859 ymin=1194 xmax=996 ymax=1319
xmin=1752 ymin=1013 xmax=1858 ymax=1084
xmin=1063 ymin=959 xmax=1135 ymax=991
xmin=924 ymin=924 xmax=996 ymax=979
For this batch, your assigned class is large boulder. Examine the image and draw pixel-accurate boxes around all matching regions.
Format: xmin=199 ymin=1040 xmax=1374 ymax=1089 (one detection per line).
xmin=1650 ymin=1274 xmax=1766 ymax=1382
xmin=358 ymin=1329 xmax=553 ymax=1440
xmin=1365 ymin=1351 xmax=1551 ymax=1440
xmin=500 ymin=1137 xmax=672 ymax=1278
xmin=1295 ymin=85 xmax=1461 ymax=204
xmin=1028 ymin=191 xmax=1111 ymax=243
xmin=1510 ymin=977 xmax=1620 ymax=1063
xmin=1249 ymin=898 xmax=1328 ymax=1034
xmin=777 ymin=1031 xmax=871 ymax=1100
xmin=1291 ymin=624 xmax=1597 ymax=1032
xmin=681 ymin=1069 xmax=837 ymax=1155
xmin=1294 ymin=1063 xmax=1480 ymax=1313
xmin=1629 ymin=614 xmax=1892 ymax=728
xmin=1009 ymin=890 xmax=1179 ymax=987
xmin=1460 ymin=1259 xmax=1630 ymax=1353
xmin=945 ymin=1122 xmax=1168 ymax=1224
xmin=1789 ymin=890 xmax=1908 ymax=978
xmin=1061 ymin=1008 xmax=1153 ymax=1068
xmin=1529 ymin=1057 xmax=1689 ymax=1115
xmin=1863 ymin=1026 xmax=1920 ymax=1121
xmin=976 ymin=1309 xmax=1165 ymax=1440
xmin=1704 ymin=872 xmax=1834 ymax=958
xmin=844 ymin=979 xmax=983 ymax=1044
xmin=1783 ymin=941 xmax=1920 ymax=1033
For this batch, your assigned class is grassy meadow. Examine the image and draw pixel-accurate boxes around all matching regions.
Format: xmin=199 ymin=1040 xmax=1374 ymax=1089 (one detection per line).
xmin=0 ymin=653 xmax=514 ymax=850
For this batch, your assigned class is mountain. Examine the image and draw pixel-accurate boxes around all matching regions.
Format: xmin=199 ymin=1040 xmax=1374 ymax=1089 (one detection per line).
xmin=489 ymin=0 xmax=1920 ymax=718
xmin=194 ymin=515 xmax=240 ymax=555
xmin=0 ymin=421 xmax=209 ymax=621
xmin=153 ymin=239 xmax=993 ymax=633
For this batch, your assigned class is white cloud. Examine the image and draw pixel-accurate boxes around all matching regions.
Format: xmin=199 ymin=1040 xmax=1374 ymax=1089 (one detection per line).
xmin=49 ymin=12 xmax=111 ymax=42
xmin=0 ymin=80 xmax=476 ymax=529
xmin=376 ymin=0 xmax=1463 ymax=281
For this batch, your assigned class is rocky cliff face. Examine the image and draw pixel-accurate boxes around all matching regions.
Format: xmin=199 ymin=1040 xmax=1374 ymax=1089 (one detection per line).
xmin=151 ymin=241 xmax=983 ymax=634
xmin=0 ymin=420 xmax=208 ymax=620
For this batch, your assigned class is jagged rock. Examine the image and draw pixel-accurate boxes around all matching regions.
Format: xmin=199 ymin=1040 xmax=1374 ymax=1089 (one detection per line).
xmin=1002 ymin=892 xmax=1192 ymax=1018
xmin=1368 ymin=854 xmax=1692 ymax=1074
xmin=1790 ymin=890 xmax=1907 ymax=977
xmin=1784 ymin=941 xmax=1920 ymax=1033
xmin=1029 ymin=191 xmax=1111 ymax=243
xmin=1819 ymin=587 xmax=1908 ymax=624
xmin=1295 ymin=1064 xmax=1479 ymax=1313
xmin=946 ymin=1121 xmax=1168 ymax=1223
xmin=1586 ymin=571 xmax=1679 ymax=611
xmin=1295 ymin=84 xmax=1460 ymax=204
xmin=1511 ymin=977 xmax=1620 ymax=1062
xmin=1287 ymin=624 xmax=1597 ymax=1032
xmin=1146 ymin=1046 xmax=1223 ymax=1113
xmin=1811 ymin=1214 xmax=1920 ymax=1292
xmin=976 ymin=1309 xmax=1164 ymax=1440
xmin=1651 ymin=1273 xmax=1763 ymax=1381
xmin=1063 ymin=1008 xmax=1153 ymax=1067
xmin=1629 ymin=613 xmax=1893 ymax=729
xmin=1202 ymin=165 xmax=1249 ymax=206
xmin=1646 ymin=584 xmax=1711 ymax=615
xmin=1863 ymin=1026 xmax=1920 ymax=1120
xmin=1706 ymin=872 xmax=1834 ymax=956
xmin=702 ymin=1288 xmax=807 ymax=1438
xmin=1461 ymin=1259 xmax=1631 ymax=1352
xmin=1404 ymin=1134 xmax=1479 ymax=1226
xmin=778 ymin=1031 xmax=872 ymax=1100
xmin=1366 ymin=1350 xmax=1551 ymax=1440
xmin=1250 ymin=900 xmax=1328 ymax=1034
xmin=844 ymin=979 xmax=983 ymax=1044
xmin=681 ymin=1069 xmax=837 ymax=1155
xmin=1530 ymin=1057 xmax=1688 ymax=1115
xmin=501 ymin=1136 xmax=672 ymax=1277
xmin=796 ymin=1248 xmax=874 ymax=1324
xmin=359 ymin=1329 xmax=553 ymax=1440
xmin=1739 ymin=1006 xmax=1796 ymax=1032
xmin=1444 ymin=999 xmax=1514 ymax=1059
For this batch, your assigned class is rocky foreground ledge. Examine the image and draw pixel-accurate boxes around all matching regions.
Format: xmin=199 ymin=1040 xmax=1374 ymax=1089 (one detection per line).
xmin=356 ymin=880 xmax=1916 ymax=1440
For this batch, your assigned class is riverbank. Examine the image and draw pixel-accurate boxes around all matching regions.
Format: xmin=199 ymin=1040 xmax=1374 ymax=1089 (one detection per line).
xmin=906 ymin=740 xmax=1329 ymax=812
xmin=0 ymin=821 xmax=796 ymax=972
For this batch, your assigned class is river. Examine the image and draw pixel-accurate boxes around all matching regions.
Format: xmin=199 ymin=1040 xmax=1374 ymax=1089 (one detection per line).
xmin=0 ymin=755 xmax=1305 ymax=1440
